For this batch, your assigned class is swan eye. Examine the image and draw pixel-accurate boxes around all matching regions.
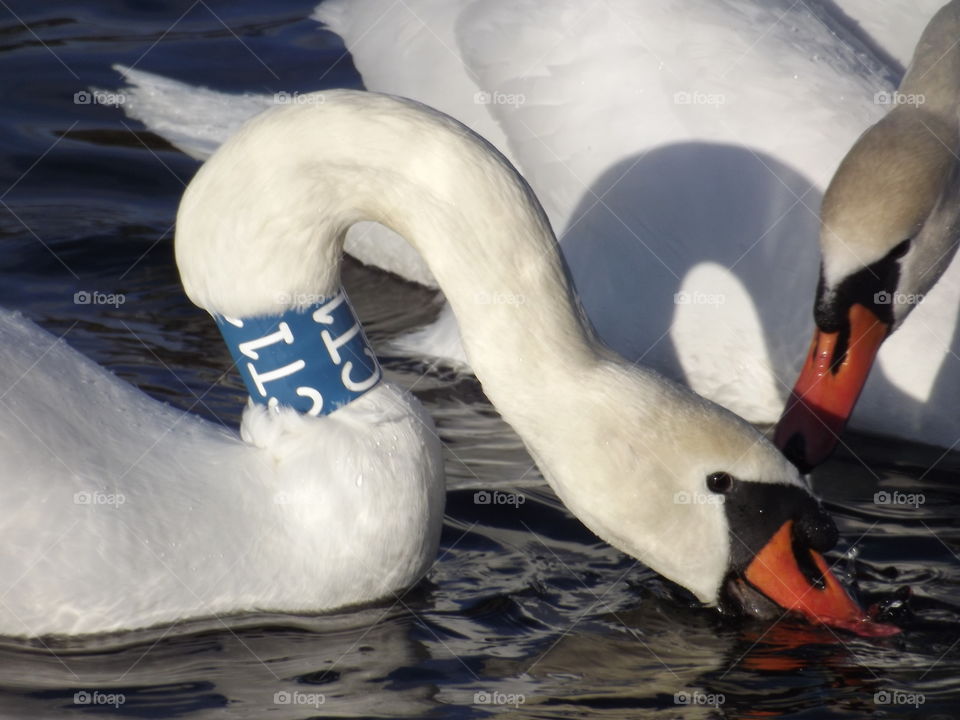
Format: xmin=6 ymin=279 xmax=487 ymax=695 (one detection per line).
xmin=706 ymin=472 xmax=734 ymax=494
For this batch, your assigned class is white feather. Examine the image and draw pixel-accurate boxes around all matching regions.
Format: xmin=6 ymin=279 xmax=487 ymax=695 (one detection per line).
xmin=175 ymin=90 xmax=807 ymax=609
xmin=0 ymin=306 xmax=443 ymax=637
xmin=112 ymin=1 xmax=959 ymax=448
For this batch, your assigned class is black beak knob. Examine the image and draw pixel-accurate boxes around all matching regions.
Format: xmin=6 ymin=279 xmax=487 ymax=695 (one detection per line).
xmin=793 ymin=502 xmax=839 ymax=553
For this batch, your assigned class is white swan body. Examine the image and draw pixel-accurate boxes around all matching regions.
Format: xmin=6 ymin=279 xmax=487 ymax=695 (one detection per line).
xmin=114 ymin=0 xmax=958 ymax=452
xmin=0 ymin=306 xmax=441 ymax=637
xmin=2 ymin=90 xmax=889 ymax=636
xmin=173 ymin=90 xmax=892 ymax=635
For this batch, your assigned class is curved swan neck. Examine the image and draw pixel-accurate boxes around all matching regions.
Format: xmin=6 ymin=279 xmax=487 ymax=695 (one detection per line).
xmin=213 ymin=291 xmax=382 ymax=415
xmin=176 ymin=91 xmax=598 ymax=418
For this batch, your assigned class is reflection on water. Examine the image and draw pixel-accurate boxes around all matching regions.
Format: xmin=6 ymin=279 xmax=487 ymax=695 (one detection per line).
xmin=0 ymin=609 xmax=435 ymax=718
xmin=0 ymin=1 xmax=958 ymax=718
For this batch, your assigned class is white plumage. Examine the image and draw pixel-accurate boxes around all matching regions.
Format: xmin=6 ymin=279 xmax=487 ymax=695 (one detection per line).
xmin=0 ymin=298 xmax=442 ymax=636
xmin=115 ymin=0 xmax=959 ymax=450
xmin=2 ymin=90 xmax=819 ymax=636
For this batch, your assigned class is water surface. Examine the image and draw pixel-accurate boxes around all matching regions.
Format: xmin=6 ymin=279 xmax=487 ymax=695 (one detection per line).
xmin=0 ymin=2 xmax=958 ymax=718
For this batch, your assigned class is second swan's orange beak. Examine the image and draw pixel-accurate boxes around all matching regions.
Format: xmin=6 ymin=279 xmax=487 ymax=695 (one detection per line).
xmin=774 ymin=304 xmax=890 ymax=471
xmin=741 ymin=520 xmax=899 ymax=636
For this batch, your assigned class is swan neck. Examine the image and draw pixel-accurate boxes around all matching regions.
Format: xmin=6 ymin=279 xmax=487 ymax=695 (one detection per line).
xmin=175 ymin=92 xmax=598 ymax=420
xmin=213 ymin=290 xmax=382 ymax=415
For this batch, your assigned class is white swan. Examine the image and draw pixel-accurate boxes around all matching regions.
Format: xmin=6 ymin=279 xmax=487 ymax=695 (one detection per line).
xmin=776 ymin=0 xmax=960 ymax=469
xmin=113 ymin=0 xmax=958 ymax=451
xmin=1 ymin=91 xmax=892 ymax=637
xmin=0 ymin=304 xmax=442 ymax=637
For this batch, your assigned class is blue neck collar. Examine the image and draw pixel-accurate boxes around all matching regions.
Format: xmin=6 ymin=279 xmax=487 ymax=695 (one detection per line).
xmin=214 ymin=290 xmax=381 ymax=416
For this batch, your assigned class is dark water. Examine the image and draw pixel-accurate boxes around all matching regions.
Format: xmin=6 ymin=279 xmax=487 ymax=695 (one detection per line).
xmin=0 ymin=2 xmax=958 ymax=718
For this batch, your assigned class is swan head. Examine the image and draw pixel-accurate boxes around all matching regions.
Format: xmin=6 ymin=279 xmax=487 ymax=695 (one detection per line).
xmin=774 ymin=107 xmax=960 ymax=471
xmin=535 ymin=361 xmax=897 ymax=636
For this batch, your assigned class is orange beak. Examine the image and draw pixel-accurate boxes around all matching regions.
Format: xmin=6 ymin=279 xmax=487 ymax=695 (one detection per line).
xmin=774 ymin=304 xmax=890 ymax=471
xmin=742 ymin=520 xmax=899 ymax=636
